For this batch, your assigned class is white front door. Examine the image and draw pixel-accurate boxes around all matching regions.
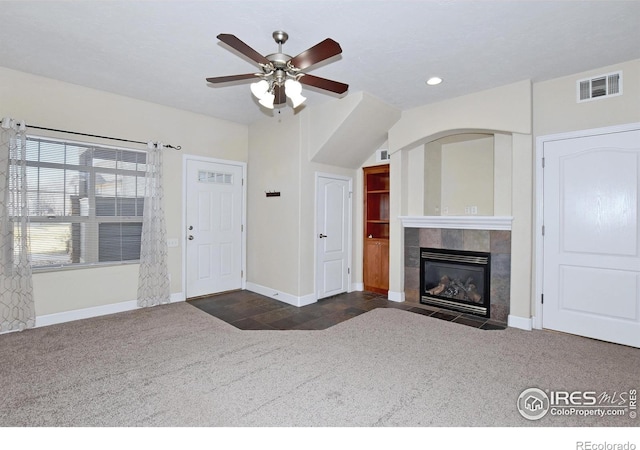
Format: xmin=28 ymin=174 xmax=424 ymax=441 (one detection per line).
xmin=542 ymin=128 xmax=640 ymax=348
xmin=186 ymin=159 xmax=244 ymax=298
xmin=316 ymin=174 xmax=351 ymax=300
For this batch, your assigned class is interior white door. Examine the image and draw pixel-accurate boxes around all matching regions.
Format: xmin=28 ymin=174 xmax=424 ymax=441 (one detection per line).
xmin=186 ymin=159 xmax=243 ymax=298
xmin=543 ymin=128 xmax=640 ymax=348
xmin=316 ymin=175 xmax=351 ymax=300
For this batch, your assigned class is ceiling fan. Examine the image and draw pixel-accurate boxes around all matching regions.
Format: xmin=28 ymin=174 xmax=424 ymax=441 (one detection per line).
xmin=206 ymin=31 xmax=348 ymax=109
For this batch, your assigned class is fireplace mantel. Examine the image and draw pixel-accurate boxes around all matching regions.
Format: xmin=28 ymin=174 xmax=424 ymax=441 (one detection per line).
xmin=400 ymin=216 xmax=513 ymax=231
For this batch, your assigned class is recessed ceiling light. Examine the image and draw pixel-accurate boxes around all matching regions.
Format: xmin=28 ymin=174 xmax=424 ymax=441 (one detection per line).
xmin=426 ymin=77 xmax=443 ymax=86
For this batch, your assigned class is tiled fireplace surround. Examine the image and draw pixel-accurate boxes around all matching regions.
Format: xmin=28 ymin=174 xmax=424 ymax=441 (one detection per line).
xmin=404 ymin=227 xmax=511 ymax=324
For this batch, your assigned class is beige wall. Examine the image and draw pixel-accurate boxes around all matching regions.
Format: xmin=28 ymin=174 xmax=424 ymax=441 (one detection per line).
xmin=510 ymin=132 xmax=533 ymax=318
xmin=247 ymin=110 xmax=356 ymax=298
xmin=424 ymin=141 xmax=442 ymax=216
xmin=0 ymin=66 xmax=248 ymax=316
xmin=493 ymin=133 xmax=512 ymax=216
xmin=247 ymin=112 xmax=302 ymax=295
xmin=407 ymin=146 xmax=425 ymax=215
xmin=440 ymin=135 xmax=494 ymax=216
xmin=534 ymin=59 xmax=640 ymax=137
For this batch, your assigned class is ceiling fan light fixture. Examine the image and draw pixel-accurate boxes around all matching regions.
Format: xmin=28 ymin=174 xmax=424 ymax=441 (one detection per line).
xmin=289 ymin=94 xmax=306 ymax=108
xmin=426 ymin=76 xmax=443 ymax=86
xmin=250 ymin=79 xmax=270 ymax=99
xmin=258 ymin=91 xmax=275 ymax=109
xmin=284 ymin=79 xmax=306 ymax=108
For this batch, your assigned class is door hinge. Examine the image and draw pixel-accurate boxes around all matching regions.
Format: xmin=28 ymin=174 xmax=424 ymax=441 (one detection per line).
xmin=542 ymin=157 xmax=545 ymax=168
xmin=348 ymin=267 xmax=350 ymax=274
xmin=541 ymin=294 xmax=544 ymax=304
xmin=241 ymin=270 xmax=244 ymax=278
xmin=542 ymin=225 xmax=545 ymax=236
xmin=349 ymin=191 xmax=353 ymax=198
xmin=242 ymin=178 xmax=244 ymax=186
xmin=241 ymin=224 xmax=244 ymax=232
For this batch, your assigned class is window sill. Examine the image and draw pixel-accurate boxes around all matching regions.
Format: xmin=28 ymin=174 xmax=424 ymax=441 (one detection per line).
xmin=32 ymin=260 xmax=140 ymax=274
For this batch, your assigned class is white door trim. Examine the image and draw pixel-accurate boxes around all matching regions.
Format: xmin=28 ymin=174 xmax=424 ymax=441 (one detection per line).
xmin=534 ymin=122 xmax=640 ymax=330
xmin=314 ymin=171 xmax=353 ymax=300
xmin=182 ymin=154 xmax=247 ymax=298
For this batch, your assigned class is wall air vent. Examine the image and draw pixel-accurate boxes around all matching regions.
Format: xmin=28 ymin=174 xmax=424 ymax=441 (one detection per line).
xmin=376 ymin=148 xmax=391 ymax=163
xmin=577 ymin=71 xmax=622 ymax=103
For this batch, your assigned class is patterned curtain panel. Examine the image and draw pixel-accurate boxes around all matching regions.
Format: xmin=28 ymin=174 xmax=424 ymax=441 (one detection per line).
xmin=137 ymin=142 xmax=170 ymax=307
xmin=0 ymin=118 xmax=35 ymax=331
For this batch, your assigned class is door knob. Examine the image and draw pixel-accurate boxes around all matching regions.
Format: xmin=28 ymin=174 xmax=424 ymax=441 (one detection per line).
xmin=188 ymin=235 xmax=194 ymax=240
xmin=188 ymin=225 xmax=193 ymax=230
xmin=319 ymin=234 xmax=327 ymax=239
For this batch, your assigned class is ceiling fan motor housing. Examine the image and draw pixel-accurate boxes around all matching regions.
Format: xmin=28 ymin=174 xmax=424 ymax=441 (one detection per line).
xmin=265 ymin=31 xmax=298 ymax=86
xmin=265 ymin=54 xmax=297 ymax=85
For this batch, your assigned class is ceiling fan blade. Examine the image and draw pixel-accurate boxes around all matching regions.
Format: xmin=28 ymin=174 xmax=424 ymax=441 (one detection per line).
xmin=288 ymin=38 xmax=342 ymax=70
xmin=274 ymin=84 xmax=286 ymax=105
xmin=206 ymin=73 xmax=258 ymax=84
xmin=299 ymin=74 xmax=349 ymax=94
xmin=217 ymin=33 xmax=271 ymax=66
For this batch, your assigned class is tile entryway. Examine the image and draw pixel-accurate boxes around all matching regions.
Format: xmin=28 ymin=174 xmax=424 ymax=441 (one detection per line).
xmin=188 ymin=290 xmax=506 ymax=331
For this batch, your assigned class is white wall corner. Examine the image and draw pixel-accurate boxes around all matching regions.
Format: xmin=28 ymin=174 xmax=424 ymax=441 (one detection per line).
xmin=388 ymin=291 xmax=405 ymax=302
xmin=507 ymin=314 xmax=533 ymax=331
xmin=351 ymin=282 xmax=364 ymax=292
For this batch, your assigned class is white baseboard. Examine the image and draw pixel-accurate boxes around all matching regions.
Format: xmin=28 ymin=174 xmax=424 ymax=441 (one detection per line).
xmin=388 ymin=291 xmax=405 ymax=302
xmin=246 ymin=282 xmax=316 ymax=307
xmin=36 ymin=300 xmax=139 ymax=328
xmin=34 ymin=292 xmax=185 ymax=329
xmin=351 ymin=282 xmax=364 ymax=292
xmin=532 ymin=316 xmax=542 ymax=330
xmin=170 ymin=292 xmax=186 ymax=303
xmin=298 ymin=293 xmax=316 ymax=307
xmin=507 ymin=314 xmax=533 ymax=331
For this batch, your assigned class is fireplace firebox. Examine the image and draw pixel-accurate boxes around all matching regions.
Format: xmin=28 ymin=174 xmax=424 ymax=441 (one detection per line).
xmin=420 ymin=248 xmax=491 ymax=318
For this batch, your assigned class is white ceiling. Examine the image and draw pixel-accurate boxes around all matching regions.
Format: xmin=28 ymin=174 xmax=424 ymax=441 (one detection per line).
xmin=1 ymin=1 xmax=639 ymax=125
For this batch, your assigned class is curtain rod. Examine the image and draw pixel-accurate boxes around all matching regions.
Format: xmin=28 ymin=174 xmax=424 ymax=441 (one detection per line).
xmin=26 ymin=124 xmax=182 ymax=150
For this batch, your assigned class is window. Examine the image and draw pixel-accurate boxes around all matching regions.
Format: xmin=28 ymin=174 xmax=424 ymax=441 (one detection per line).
xmin=198 ymin=170 xmax=233 ymax=184
xmin=17 ymin=137 xmax=147 ymax=269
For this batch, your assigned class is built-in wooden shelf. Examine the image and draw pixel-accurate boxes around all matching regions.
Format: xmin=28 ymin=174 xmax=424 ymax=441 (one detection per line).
xmin=364 ymin=165 xmax=390 ymax=294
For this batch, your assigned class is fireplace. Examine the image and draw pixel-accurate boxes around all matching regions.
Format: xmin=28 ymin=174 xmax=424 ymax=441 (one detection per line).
xmin=420 ymin=247 xmax=491 ymax=318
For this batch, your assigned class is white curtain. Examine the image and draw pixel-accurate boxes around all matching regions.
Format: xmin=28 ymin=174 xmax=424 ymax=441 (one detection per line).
xmin=137 ymin=142 xmax=170 ymax=307
xmin=0 ymin=118 xmax=35 ymax=331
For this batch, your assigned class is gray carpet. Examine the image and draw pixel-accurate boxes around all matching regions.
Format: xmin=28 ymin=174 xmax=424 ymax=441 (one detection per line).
xmin=0 ymin=302 xmax=638 ymax=427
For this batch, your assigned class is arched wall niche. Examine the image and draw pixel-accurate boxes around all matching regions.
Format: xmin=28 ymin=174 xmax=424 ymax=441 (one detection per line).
xmin=403 ymin=128 xmax=514 ymax=218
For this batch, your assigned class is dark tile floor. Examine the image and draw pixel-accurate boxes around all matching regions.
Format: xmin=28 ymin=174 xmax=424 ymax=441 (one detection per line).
xmin=187 ymin=290 xmax=507 ymax=331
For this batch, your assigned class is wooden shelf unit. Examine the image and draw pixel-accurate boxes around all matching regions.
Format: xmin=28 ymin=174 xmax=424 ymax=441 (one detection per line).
xmin=363 ymin=165 xmax=390 ymax=294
